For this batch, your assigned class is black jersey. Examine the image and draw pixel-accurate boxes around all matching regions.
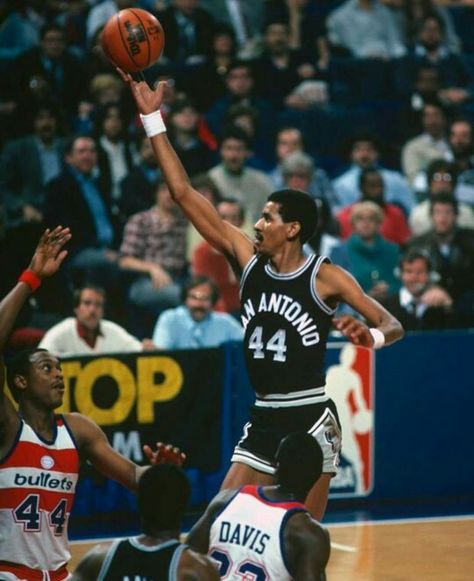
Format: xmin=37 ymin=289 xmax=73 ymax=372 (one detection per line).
xmin=99 ymin=537 xmax=185 ymax=581
xmin=240 ymin=253 xmax=335 ymax=394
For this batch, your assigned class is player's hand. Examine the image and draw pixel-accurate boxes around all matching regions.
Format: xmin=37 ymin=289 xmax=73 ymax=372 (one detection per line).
xmin=28 ymin=226 xmax=71 ymax=279
xmin=332 ymin=315 xmax=373 ymax=347
xmin=143 ymin=442 xmax=186 ymax=466
xmin=116 ymin=67 xmax=166 ymax=115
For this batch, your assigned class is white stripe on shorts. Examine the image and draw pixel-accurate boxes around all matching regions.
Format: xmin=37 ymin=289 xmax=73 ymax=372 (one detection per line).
xmin=255 ymin=387 xmax=328 ymax=408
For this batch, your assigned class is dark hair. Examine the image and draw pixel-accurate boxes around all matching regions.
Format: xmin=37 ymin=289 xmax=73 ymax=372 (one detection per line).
xmin=92 ymin=102 xmax=129 ymax=138
xmin=426 ymin=159 xmax=457 ymax=188
xmin=429 ymin=191 xmax=458 ymax=215
xmin=5 ymin=348 xmax=48 ymax=400
xmin=226 ymin=60 xmax=253 ymax=77
xmin=275 ymin=432 xmax=323 ymax=498
xmin=73 ymin=284 xmax=106 ymax=308
xmin=400 ymin=248 xmax=432 ymax=271
xmin=64 ymin=134 xmax=95 ymax=155
xmin=268 ymin=189 xmax=319 ymax=244
xmin=40 ymin=24 xmax=64 ymax=41
xmin=181 ymin=275 xmax=219 ymax=305
xmin=219 ymin=126 xmax=252 ymax=150
xmin=138 ymin=465 xmax=191 ymax=534
xmin=217 ymin=197 xmax=246 ymax=223
xmin=191 ymin=173 xmax=221 ymax=205
xmin=419 ymin=11 xmax=445 ymax=35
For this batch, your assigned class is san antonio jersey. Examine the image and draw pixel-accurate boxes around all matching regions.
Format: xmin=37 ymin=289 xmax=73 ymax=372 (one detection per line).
xmin=240 ymin=254 xmax=335 ymax=394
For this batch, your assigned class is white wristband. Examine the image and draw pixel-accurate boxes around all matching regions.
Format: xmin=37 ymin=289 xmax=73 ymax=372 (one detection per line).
xmin=369 ymin=328 xmax=385 ymax=350
xmin=140 ymin=110 xmax=166 ymax=138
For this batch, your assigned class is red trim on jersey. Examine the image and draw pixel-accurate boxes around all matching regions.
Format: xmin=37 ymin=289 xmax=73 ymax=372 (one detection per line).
xmin=0 ymin=561 xmax=69 ymax=581
xmin=240 ymin=485 xmax=306 ymax=510
xmin=0 ymin=487 xmax=75 ymax=511
xmin=1 ymin=441 xmax=79 ymax=471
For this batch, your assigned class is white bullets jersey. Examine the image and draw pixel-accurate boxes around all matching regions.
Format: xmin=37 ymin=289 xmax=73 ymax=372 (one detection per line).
xmin=208 ymin=485 xmax=308 ymax=580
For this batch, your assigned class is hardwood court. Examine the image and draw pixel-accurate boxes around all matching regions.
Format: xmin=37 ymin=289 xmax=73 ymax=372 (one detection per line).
xmin=70 ymin=515 xmax=474 ymax=580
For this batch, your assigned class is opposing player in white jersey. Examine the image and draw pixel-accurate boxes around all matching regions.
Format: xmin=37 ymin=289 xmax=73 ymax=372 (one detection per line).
xmin=0 ymin=227 xmax=185 ymax=581
xmin=120 ymin=70 xmax=404 ymax=522
xmin=187 ymin=432 xmax=330 ymax=580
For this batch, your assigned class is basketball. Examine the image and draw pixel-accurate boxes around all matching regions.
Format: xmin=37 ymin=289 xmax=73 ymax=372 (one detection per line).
xmin=101 ymin=8 xmax=165 ymax=73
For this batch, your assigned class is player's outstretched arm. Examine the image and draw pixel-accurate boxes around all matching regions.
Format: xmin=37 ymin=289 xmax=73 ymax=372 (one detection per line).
xmin=0 ymin=227 xmax=71 ymax=406
xmin=317 ymin=263 xmax=404 ymax=349
xmin=66 ymin=413 xmax=185 ymax=491
xmin=117 ymin=69 xmax=253 ymax=269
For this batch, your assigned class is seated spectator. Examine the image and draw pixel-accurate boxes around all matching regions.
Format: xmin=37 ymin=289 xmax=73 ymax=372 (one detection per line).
xmin=252 ymin=20 xmax=320 ymax=111
xmin=43 ymin=134 xmax=121 ymax=292
xmin=205 ymin=60 xmax=276 ymax=149
xmin=208 ymin=126 xmax=273 ymax=223
xmin=0 ymin=101 xmax=64 ymax=230
xmin=119 ymin=180 xmax=188 ymax=332
xmin=87 ymin=0 xmax=136 ymax=43
xmin=157 ymin=0 xmax=215 ymax=67
xmin=395 ymin=12 xmax=472 ymax=109
xmin=408 ymin=192 xmax=474 ymax=306
xmin=200 ymin=0 xmax=264 ymax=59
xmin=0 ymin=0 xmax=43 ymax=62
xmin=381 ymin=248 xmax=458 ymax=331
xmin=281 ymin=151 xmax=339 ymax=218
xmin=93 ymin=102 xmax=139 ymax=211
xmin=332 ymin=201 xmax=400 ymax=303
xmin=333 ymin=132 xmax=415 ymax=214
xmin=397 ymin=0 xmax=461 ymax=53
xmin=152 ymin=275 xmax=243 ymax=350
xmin=167 ymin=97 xmax=215 ymax=177
xmin=449 ymin=117 xmax=474 ymax=208
xmin=337 ymin=168 xmax=411 ymax=245
xmin=119 ymin=132 xmax=161 ymax=220
xmin=327 ymin=0 xmax=406 ymax=59
xmin=38 ymin=284 xmax=148 ymax=357
xmin=192 ymin=198 xmax=243 ymax=315
xmin=401 ymin=100 xmax=450 ymax=187
xmin=409 ymin=159 xmax=474 ymax=236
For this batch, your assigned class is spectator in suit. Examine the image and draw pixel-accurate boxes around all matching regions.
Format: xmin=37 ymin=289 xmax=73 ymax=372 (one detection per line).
xmin=43 ymin=134 xmax=120 ymax=290
xmin=157 ymin=0 xmax=215 ymax=65
xmin=408 ymin=192 xmax=474 ymax=307
xmin=0 ymin=101 xmax=64 ymax=230
xmin=152 ymin=275 xmax=243 ymax=350
xmin=337 ymin=168 xmax=411 ymax=245
xmin=382 ymin=248 xmax=458 ymax=331
xmin=7 ymin=24 xmax=89 ymax=122
xmin=333 ymin=133 xmax=416 ymax=215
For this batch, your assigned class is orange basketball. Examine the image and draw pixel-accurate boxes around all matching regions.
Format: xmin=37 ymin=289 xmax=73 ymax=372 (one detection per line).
xmin=101 ymin=8 xmax=165 ymax=73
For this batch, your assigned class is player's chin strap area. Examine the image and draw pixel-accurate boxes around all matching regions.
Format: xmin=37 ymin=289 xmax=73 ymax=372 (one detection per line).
xmin=255 ymin=387 xmax=328 ymax=408
xmin=0 ymin=562 xmax=70 ymax=581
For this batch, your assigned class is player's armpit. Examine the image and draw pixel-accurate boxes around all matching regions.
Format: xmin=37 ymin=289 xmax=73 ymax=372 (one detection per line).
xmin=179 ymin=549 xmax=220 ymax=580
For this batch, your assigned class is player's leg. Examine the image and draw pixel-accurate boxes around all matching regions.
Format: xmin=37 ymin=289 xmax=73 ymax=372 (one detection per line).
xmin=305 ymin=473 xmax=332 ymax=522
xmin=220 ymin=461 xmax=275 ymax=490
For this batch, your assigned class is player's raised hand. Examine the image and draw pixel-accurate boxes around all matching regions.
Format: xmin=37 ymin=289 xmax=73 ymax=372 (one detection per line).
xmin=116 ymin=67 xmax=166 ymax=115
xmin=332 ymin=315 xmax=374 ymax=348
xmin=28 ymin=226 xmax=71 ymax=279
xmin=143 ymin=441 xmax=186 ymax=467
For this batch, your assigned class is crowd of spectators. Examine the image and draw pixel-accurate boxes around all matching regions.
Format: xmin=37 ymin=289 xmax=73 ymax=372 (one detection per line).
xmin=1 ymin=0 xmax=474 ymax=348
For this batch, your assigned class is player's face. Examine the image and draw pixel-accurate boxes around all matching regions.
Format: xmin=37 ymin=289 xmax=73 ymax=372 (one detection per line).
xmin=401 ymin=258 xmax=430 ymax=296
xmin=254 ymin=202 xmax=292 ymax=255
xmin=74 ymin=289 xmax=105 ymax=331
xmin=23 ymin=352 xmax=65 ymax=410
xmin=185 ymin=283 xmax=213 ymax=321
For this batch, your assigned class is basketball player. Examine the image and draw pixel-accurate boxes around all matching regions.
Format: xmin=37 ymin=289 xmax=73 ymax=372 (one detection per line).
xmin=0 ymin=227 xmax=185 ymax=581
xmin=187 ymin=432 xmax=330 ymax=580
xmin=72 ymin=464 xmax=219 ymax=580
xmin=119 ymin=70 xmax=404 ymax=520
